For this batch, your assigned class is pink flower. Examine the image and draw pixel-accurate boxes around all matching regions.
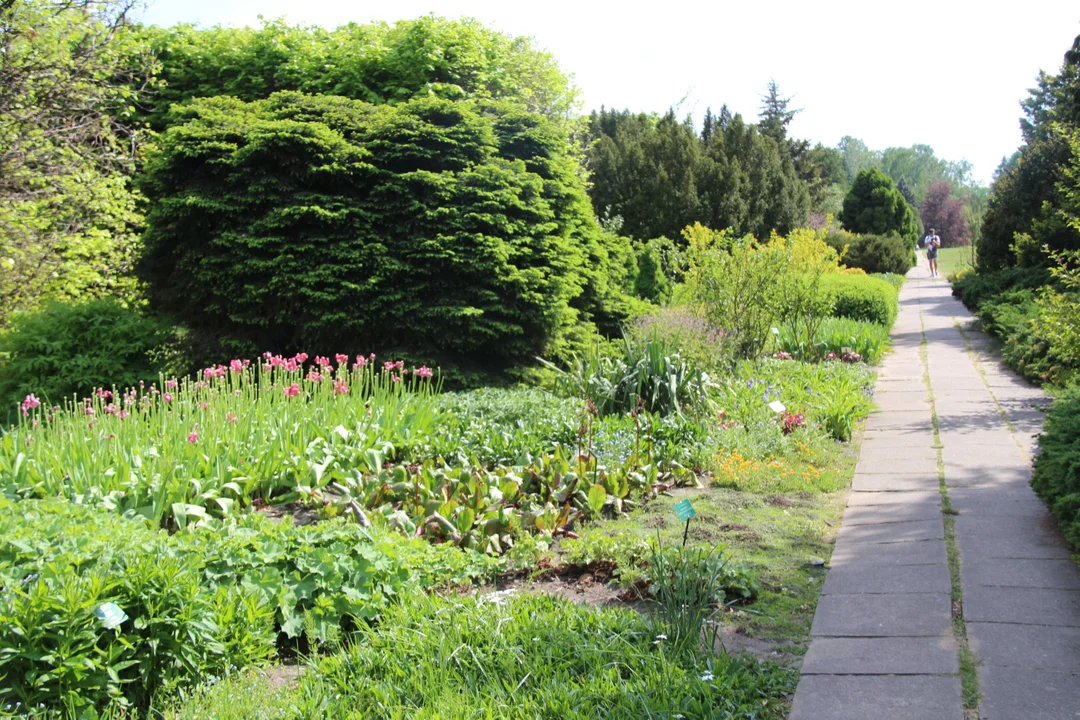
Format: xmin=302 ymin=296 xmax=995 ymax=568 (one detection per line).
xmin=335 ymin=353 xmax=349 ymax=365
xmin=226 ymin=412 xmax=238 ymax=424
xmin=307 ymin=370 xmax=322 ymax=382
xmin=163 ymin=392 xmax=173 ymax=403
xmin=201 ymin=402 xmax=210 ymax=410
xmin=188 ymin=430 xmax=198 ymax=444
xmin=294 ymin=353 xmax=308 ymax=363
xmin=353 ymin=355 xmax=367 ymax=369
xmin=391 ymin=375 xmax=402 ymax=383
xmin=415 ymin=365 xmax=433 ymax=378
xmin=384 ymin=361 xmax=396 ymax=371
xmin=284 ymin=383 xmax=300 ymax=397
xmin=270 ymin=355 xmax=284 ymax=367
xmin=204 ymin=367 xmax=215 ymax=378
xmin=84 ymin=405 xmax=95 ymax=416
xmin=334 ymin=379 xmax=349 ymax=395
xmin=166 ymin=379 xmax=178 ymax=390
xmin=104 ymin=404 xmax=119 ymax=415
xmin=96 ymin=388 xmax=113 ymax=400
xmin=119 ymin=410 xmax=129 ymax=420
xmin=284 ymin=359 xmax=299 ymax=372
xmin=20 ymin=394 xmax=40 ymax=416
xmin=263 ymin=351 xmax=274 ymax=360
xmin=263 ymin=363 xmax=273 ymax=372
xmin=315 ymin=355 xmax=331 ymax=367
xmin=230 ymin=359 xmax=244 ymax=373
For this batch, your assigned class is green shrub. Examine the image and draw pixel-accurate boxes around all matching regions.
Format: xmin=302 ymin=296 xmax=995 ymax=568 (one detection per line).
xmin=138 ymin=92 xmax=637 ymax=377
xmin=0 ymin=300 xmax=170 ymax=419
xmin=827 ymin=232 xmax=914 ymax=275
xmin=167 ymin=591 xmax=795 ymax=719
xmin=818 ymin=274 xmax=899 ymax=328
xmin=839 ymin=168 xmax=920 ymax=247
xmin=952 ymin=267 xmax=1053 ymax=310
xmin=1032 ymin=383 xmax=1080 ymax=549
xmin=871 ymin=272 xmax=906 ymax=291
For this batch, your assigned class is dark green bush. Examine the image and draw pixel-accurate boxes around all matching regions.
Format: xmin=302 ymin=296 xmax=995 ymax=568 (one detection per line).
xmin=0 ymin=300 xmax=170 ymax=417
xmin=1032 ymin=382 xmax=1080 ymax=549
xmin=952 ymin=267 xmax=1053 ymax=310
xmin=818 ymin=274 xmax=899 ymax=328
xmin=827 ymin=232 xmax=914 ymax=275
xmin=139 ymin=93 xmax=637 ymax=377
xmin=839 ymin=168 xmax=920 ymax=247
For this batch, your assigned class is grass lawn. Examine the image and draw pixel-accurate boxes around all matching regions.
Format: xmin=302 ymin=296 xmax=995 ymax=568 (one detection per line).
xmin=937 ymin=246 xmax=976 ymax=279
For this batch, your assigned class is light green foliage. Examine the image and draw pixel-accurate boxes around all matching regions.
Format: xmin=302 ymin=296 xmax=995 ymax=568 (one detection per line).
xmin=168 ymin=591 xmax=795 ymax=719
xmin=0 ymin=300 xmax=170 ymax=418
xmin=775 ymin=317 xmax=890 ymax=364
xmin=681 ymin=232 xmax=791 ymax=360
xmin=818 ymin=273 xmax=900 ymax=328
xmin=0 ymin=0 xmax=152 ymax=325
xmin=138 ymin=15 xmax=579 ymax=129
xmin=1033 ymin=249 xmax=1080 ymax=379
xmin=139 ymin=92 xmax=634 ymax=376
xmin=840 ymin=168 xmax=920 ymax=248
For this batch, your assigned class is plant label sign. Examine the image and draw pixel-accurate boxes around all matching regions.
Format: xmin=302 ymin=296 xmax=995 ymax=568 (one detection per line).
xmin=674 ymin=499 xmax=697 ymax=521
xmin=95 ymin=602 xmax=128 ymax=630
xmin=768 ymin=400 xmax=786 ymax=414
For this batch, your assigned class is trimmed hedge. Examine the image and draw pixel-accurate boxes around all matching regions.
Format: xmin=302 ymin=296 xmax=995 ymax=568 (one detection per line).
xmin=819 ymin=274 xmax=899 ymax=329
xmin=1032 ymin=382 xmax=1080 ymax=549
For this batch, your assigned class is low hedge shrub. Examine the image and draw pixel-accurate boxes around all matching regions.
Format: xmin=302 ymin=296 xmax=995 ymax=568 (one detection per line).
xmin=827 ymin=232 xmax=914 ymax=275
xmin=818 ymin=273 xmax=899 ymax=329
xmin=1032 ymin=382 xmax=1080 ymax=549
xmin=951 ymin=267 xmax=1053 ymax=310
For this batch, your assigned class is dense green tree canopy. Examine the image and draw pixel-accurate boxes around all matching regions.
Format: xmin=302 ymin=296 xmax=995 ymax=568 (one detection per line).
xmin=138 ymin=93 xmax=633 ymax=374
xmin=0 ymin=0 xmax=154 ymax=326
xmin=586 ymin=107 xmax=809 ymax=242
xmin=135 ymin=16 xmax=578 ymax=131
xmin=840 ymin=168 xmax=919 ymax=246
xmin=980 ymin=32 xmax=1080 ymax=271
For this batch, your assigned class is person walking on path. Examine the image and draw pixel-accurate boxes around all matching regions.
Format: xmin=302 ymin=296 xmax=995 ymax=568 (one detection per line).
xmin=924 ymin=228 xmax=941 ymax=277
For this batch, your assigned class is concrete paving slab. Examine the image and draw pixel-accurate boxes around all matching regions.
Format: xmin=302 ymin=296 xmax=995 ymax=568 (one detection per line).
xmin=830 ymin=539 xmax=948 ymax=567
xmin=977 ymin=666 xmax=1080 ymax=720
xmin=855 ymin=456 xmax=940 ymax=475
xmin=964 ymin=585 xmax=1080 ymax=627
xmin=835 ymin=519 xmax=944 ymax=544
xmin=846 ymin=490 xmax=941 ymax=506
xmin=851 ymin=473 xmax=941 ymax=492
xmin=811 ymin=593 xmax=952 ymax=637
xmin=963 ymin=558 xmax=1080 ymax=590
xmin=968 ymin=622 xmax=1080 ymax=672
xmin=801 ymin=636 xmax=959 ymax=675
xmin=842 ymin=502 xmax=942 ymax=526
xmin=956 ymin=516 xmax=1073 ymax=560
xmin=948 ymin=488 xmax=1053 ymax=517
xmin=859 ymin=432 xmax=938 ymax=448
xmin=789 ymin=675 xmax=963 ymax=720
xmin=822 ymin=562 xmax=951 ymax=595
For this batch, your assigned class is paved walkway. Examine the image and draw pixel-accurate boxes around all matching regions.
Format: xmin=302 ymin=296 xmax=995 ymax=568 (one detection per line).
xmin=790 ymin=259 xmax=1080 ymax=720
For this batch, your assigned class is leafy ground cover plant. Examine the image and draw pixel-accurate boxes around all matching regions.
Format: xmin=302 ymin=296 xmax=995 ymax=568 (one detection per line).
xmin=1032 ymin=382 xmax=1080 ymax=549
xmin=167 ymin=591 xmax=796 ymax=720
xmin=0 ymin=497 xmax=499 ymax=714
xmin=774 ymin=316 xmax=890 ymax=364
xmin=543 ymin=331 xmax=716 ymax=417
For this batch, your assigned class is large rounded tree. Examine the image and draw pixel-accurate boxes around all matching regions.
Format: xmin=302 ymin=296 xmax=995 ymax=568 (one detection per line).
xmin=840 ymin=167 xmax=920 ymax=247
xmin=138 ymin=92 xmax=633 ymax=375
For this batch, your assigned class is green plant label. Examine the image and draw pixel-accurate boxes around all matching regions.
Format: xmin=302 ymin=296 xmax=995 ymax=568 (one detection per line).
xmin=768 ymin=400 xmax=786 ymax=413
xmin=673 ymin=499 xmax=696 ymax=521
xmin=94 ymin=602 xmax=128 ymax=630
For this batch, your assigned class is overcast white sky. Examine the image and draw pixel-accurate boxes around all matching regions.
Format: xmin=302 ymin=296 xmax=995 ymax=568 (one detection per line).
xmin=138 ymin=0 xmax=1080 ymax=186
